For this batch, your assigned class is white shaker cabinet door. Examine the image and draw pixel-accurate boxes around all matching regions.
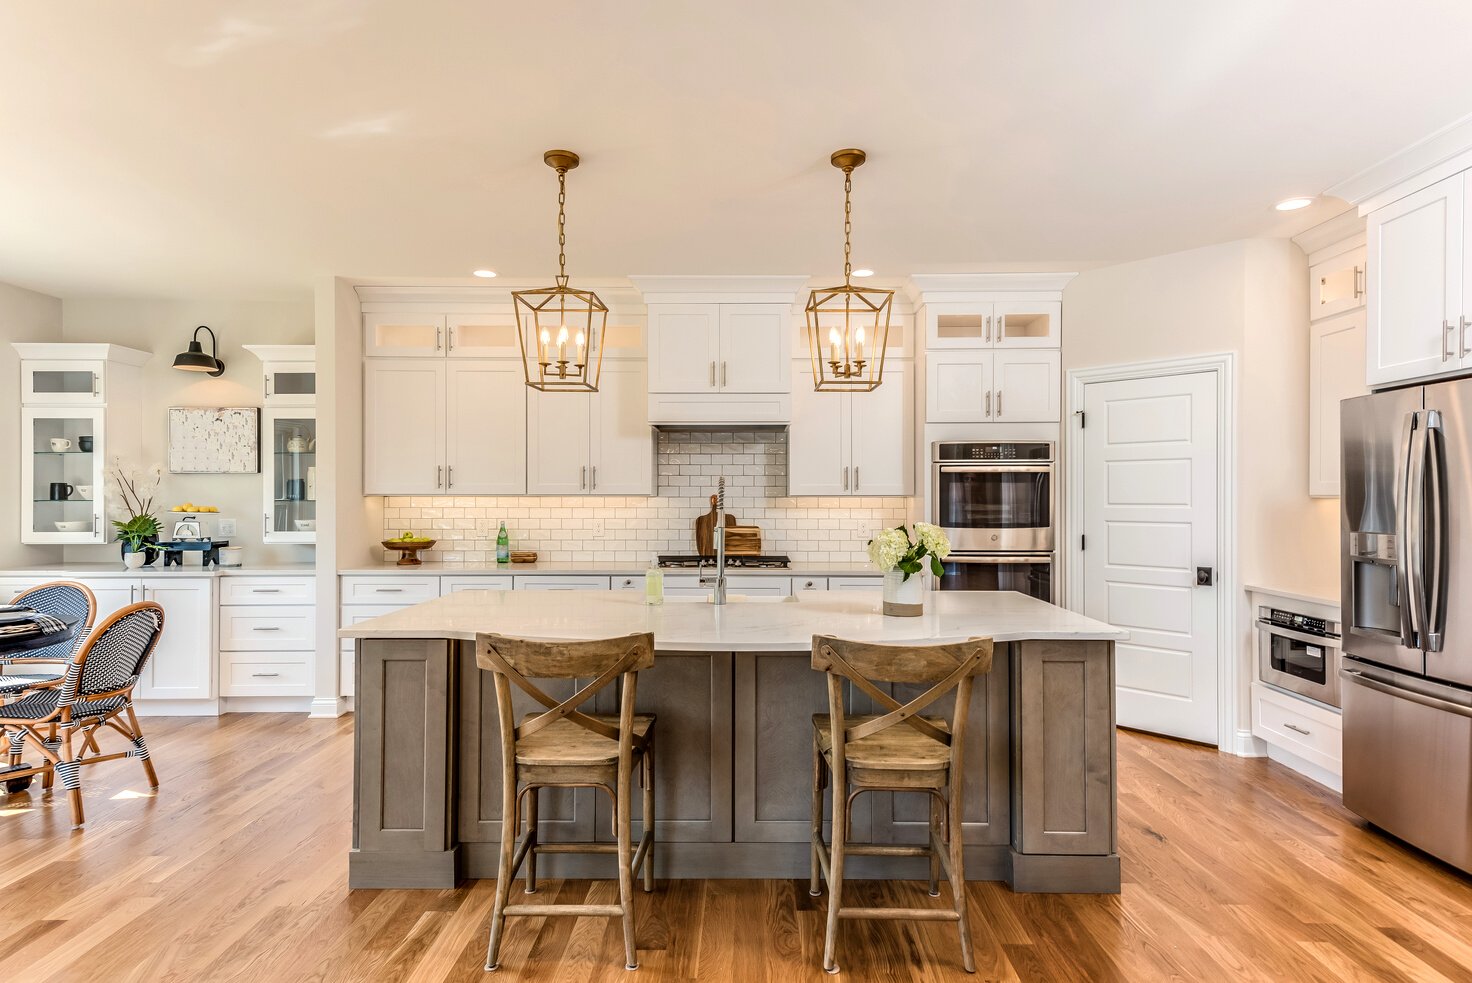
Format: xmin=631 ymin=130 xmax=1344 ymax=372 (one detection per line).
xmin=363 ymin=359 xmax=446 ymax=495
xmin=590 ymin=362 xmax=655 ymax=495
xmin=1309 ymin=310 xmax=1368 ymax=497
xmin=136 ymin=578 xmax=213 ymax=700
xmin=787 ymin=361 xmax=848 ymax=495
xmin=718 ymin=305 xmax=790 ymax=392
xmin=526 ymin=389 xmax=591 ymax=495
xmin=648 ymin=306 xmax=720 ymax=393
xmin=925 ymin=351 xmax=993 ymax=422
xmin=1366 ymin=171 xmax=1466 ymax=386
xmin=993 ymin=350 xmax=1060 ymax=422
xmin=850 ymin=360 xmax=912 ymax=495
xmin=446 ymin=361 xmax=526 ymax=495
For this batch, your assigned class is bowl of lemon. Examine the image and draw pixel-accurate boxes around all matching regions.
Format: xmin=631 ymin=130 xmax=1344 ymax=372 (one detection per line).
xmin=381 ymin=531 xmax=436 ymax=566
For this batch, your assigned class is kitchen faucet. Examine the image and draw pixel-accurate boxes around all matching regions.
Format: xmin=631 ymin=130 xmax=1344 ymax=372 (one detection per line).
xmin=699 ymin=476 xmax=728 ymax=604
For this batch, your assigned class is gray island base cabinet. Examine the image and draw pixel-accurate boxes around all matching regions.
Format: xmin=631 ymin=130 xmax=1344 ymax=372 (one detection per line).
xmin=345 ymin=591 xmax=1123 ymax=893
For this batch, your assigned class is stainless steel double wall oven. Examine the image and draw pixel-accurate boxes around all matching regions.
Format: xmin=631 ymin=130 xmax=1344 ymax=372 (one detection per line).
xmin=931 ymin=440 xmax=1054 ymax=601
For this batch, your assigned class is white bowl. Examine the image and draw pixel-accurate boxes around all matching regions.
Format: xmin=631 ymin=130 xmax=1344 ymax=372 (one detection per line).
xmin=218 ymin=546 xmax=244 ymax=567
xmin=294 ymin=519 xmax=316 ymax=531
xmin=54 ymin=520 xmax=90 ymax=532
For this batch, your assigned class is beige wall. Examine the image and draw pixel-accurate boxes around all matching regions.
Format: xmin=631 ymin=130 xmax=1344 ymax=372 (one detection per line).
xmin=0 ymin=281 xmax=65 ymax=568
xmin=60 ymin=298 xmax=315 ymax=565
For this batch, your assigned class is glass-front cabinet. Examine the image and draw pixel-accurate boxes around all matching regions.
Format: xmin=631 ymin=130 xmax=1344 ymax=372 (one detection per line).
xmin=263 ymin=409 xmax=317 ymax=544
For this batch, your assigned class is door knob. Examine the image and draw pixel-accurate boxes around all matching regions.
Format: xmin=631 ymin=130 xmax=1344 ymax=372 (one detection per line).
xmin=1196 ymin=567 xmax=1214 ymax=587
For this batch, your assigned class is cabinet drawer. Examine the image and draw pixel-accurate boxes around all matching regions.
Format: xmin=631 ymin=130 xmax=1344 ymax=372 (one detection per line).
xmin=612 ymin=575 xmax=645 ymax=591
xmin=220 ymin=577 xmax=314 ymax=605
xmin=827 ymin=576 xmax=883 ymax=591
xmin=440 ymin=575 xmax=514 ymax=594
xmin=221 ymin=658 xmax=311 ymax=697
xmin=1253 ymin=682 xmax=1342 ymax=771
xmin=663 ymin=575 xmax=791 ymax=597
xmin=513 ymin=576 xmax=611 ymax=591
xmin=792 ymin=577 xmax=828 ymax=593
xmin=340 ymin=575 xmax=439 ymax=604
xmin=220 ymin=606 xmax=315 ymax=651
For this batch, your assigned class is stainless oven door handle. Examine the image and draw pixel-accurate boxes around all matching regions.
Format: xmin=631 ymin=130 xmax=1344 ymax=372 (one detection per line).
xmin=936 ymin=465 xmax=1052 ymax=474
xmin=944 ymin=554 xmax=1053 ymax=564
xmin=1255 ymin=621 xmax=1340 ymax=647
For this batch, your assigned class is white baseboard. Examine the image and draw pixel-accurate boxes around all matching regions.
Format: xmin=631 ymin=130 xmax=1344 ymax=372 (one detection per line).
xmin=220 ymin=696 xmax=313 ymax=714
xmin=1265 ymin=744 xmax=1343 ymax=793
xmin=134 ymin=699 xmax=222 ymax=717
xmin=1230 ymin=728 xmax=1267 ymax=757
xmin=309 ymin=696 xmax=351 ymax=718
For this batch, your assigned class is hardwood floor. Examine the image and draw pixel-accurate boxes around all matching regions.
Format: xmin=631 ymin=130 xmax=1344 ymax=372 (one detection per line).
xmin=2 ymin=714 xmax=1470 ymax=982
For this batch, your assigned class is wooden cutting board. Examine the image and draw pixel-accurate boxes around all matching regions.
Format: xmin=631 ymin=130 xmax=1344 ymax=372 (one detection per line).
xmin=724 ymin=526 xmax=762 ymax=555
xmin=695 ymin=495 xmax=738 ymax=557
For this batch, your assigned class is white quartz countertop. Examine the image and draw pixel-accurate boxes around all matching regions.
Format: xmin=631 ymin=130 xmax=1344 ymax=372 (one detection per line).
xmin=339 ymin=589 xmax=1128 ymax=651
xmin=339 ymin=560 xmax=881 ymax=578
xmin=0 ymin=562 xmax=316 ymax=579
xmin=1244 ymin=583 xmax=1340 ymax=611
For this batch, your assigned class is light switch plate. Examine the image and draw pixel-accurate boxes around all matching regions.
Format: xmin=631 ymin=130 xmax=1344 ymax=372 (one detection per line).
xmin=218 ymin=518 xmax=237 ymax=536
xmin=591 ymin=518 xmax=605 ymax=539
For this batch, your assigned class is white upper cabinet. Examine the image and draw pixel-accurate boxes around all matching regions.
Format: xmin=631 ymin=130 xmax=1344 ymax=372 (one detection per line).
xmin=363 ymin=359 xmax=447 ymax=494
xmin=993 ymin=350 xmax=1061 ymax=422
xmin=788 ymin=360 xmax=911 ymax=496
xmin=363 ymin=312 xmax=447 ymax=357
xmin=446 ymin=312 xmax=522 ymax=359
xmin=590 ymin=361 xmax=655 ymax=494
xmin=717 ymin=305 xmax=789 ymax=392
xmin=923 ymin=301 xmax=1061 ymax=350
xmin=1310 ymin=310 xmax=1369 ymax=497
xmin=1366 ymin=170 xmax=1467 ymax=386
xmin=648 ymin=306 xmax=720 ymax=392
xmin=527 ymin=389 xmax=591 ymax=495
xmin=245 ymin=345 xmax=316 ymax=406
xmin=1309 ymin=247 xmax=1367 ymax=321
xmin=926 ymin=351 xmax=994 ymax=422
xmin=446 ymin=361 xmax=526 ymax=495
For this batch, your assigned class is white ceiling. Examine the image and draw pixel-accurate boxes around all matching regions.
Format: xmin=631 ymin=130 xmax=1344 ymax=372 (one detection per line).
xmin=2 ymin=1 xmax=1470 ymax=299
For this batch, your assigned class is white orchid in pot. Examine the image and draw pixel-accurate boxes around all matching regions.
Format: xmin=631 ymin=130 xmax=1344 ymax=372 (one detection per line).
xmin=867 ymin=522 xmax=951 ymax=617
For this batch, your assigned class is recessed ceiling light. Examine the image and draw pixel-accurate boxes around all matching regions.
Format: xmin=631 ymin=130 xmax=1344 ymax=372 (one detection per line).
xmin=472 ymin=269 xmax=497 ymax=278
xmin=851 ymin=268 xmax=874 ymax=278
xmin=1274 ymin=197 xmax=1315 ymax=211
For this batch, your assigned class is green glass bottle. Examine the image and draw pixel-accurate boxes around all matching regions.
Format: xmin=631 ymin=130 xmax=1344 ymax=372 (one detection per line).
xmin=496 ymin=522 xmax=510 ymax=564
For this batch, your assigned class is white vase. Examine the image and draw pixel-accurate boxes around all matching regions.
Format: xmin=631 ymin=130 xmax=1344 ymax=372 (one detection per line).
xmin=882 ymin=568 xmax=925 ymax=617
xmin=123 ymin=551 xmax=145 ymax=570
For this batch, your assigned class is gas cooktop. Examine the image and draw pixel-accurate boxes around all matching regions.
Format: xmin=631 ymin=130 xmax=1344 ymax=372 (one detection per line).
xmin=658 ymin=554 xmax=791 ymax=569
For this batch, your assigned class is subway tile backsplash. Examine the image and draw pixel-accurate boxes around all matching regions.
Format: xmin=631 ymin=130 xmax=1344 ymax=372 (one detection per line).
xmin=380 ymin=430 xmax=910 ymax=564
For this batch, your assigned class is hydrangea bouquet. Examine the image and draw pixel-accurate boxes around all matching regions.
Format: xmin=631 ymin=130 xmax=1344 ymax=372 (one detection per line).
xmin=867 ymin=522 xmax=951 ymax=581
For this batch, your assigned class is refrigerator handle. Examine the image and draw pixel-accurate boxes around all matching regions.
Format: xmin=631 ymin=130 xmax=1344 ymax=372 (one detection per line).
xmin=1424 ymin=410 xmax=1448 ymax=652
xmin=1395 ymin=410 xmax=1421 ymax=648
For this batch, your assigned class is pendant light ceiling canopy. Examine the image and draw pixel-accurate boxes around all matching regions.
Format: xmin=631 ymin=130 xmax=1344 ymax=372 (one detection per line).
xmin=514 ymin=149 xmax=607 ymax=393
xmin=805 ymin=149 xmax=892 ymax=393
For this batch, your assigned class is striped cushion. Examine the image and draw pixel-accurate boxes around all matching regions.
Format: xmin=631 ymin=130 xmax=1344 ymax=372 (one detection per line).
xmin=0 ymin=688 xmax=127 ymax=722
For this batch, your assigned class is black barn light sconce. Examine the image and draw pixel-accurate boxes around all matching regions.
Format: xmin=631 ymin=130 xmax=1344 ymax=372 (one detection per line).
xmin=172 ymin=325 xmax=225 ymax=377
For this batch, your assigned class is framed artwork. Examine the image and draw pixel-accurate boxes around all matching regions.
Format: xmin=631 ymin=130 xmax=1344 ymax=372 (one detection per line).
xmin=167 ymin=407 xmax=260 ymax=473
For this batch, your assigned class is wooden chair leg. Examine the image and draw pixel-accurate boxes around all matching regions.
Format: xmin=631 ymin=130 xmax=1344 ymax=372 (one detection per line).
xmin=928 ymin=794 xmax=943 ymax=897
xmin=809 ymin=739 xmax=824 ymax=897
xmin=947 ymin=788 xmax=975 ymax=974
xmin=484 ymin=779 xmax=518 ymax=971
xmin=60 ymin=728 xmax=83 ymax=828
xmin=641 ymin=740 xmax=655 ymax=893
xmin=617 ymin=764 xmax=638 ymax=970
xmin=41 ymin=723 xmax=56 ymax=790
xmin=822 ymin=777 xmax=846 ymax=975
xmin=524 ymin=787 xmax=539 ymax=894
xmin=124 ymin=703 xmax=159 ymax=788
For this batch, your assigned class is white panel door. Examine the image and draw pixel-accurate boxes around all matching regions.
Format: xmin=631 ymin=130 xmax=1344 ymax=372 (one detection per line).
xmin=787 ymin=361 xmax=848 ymax=495
xmin=136 ymin=579 xmax=214 ymax=700
xmin=1367 ymin=171 xmax=1465 ymax=386
xmin=648 ymin=306 xmax=720 ymax=392
xmin=526 ymin=389 xmax=591 ymax=495
xmin=363 ymin=359 xmax=445 ymax=494
xmin=1081 ymin=372 xmax=1218 ymax=744
xmin=925 ymin=351 xmax=993 ymax=423
xmin=1309 ymin=310 xmax=1368 ymax=497
xmin=718 ymin=305 xmax=789 ymax=392
xmin=590 ymin=362 xmax=654 ymax=494
xmin=850 ymin=360 xmax=911 ymax=495
xmin=993 ymin=350 xmax=1061 ymax=422
xmin=446 ymin=361 xmax=526 ymax=495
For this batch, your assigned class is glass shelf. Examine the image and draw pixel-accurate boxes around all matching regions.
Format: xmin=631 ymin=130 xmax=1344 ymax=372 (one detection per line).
xmin=33 ymin=450 xmax=95 ymax=456
xmin=32 ymin=498 xmax=94 ymax=504
xmin=275 ymin=450 xmax=316 ymax=457
xmin=273 ymin=499 xmax=317 ymax=504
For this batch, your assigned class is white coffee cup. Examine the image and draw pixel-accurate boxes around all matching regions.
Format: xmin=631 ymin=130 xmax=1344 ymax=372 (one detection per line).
xmin=75 ymin=484 xmax=93 ymax=499
xmin=49 ymin=437 xmax=72 ymax=452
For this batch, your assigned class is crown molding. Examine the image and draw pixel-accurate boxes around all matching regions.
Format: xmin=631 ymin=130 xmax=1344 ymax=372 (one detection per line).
xmin=11 ymin=342 xmax=151 ymax=365
xmin=1327 ymin=112 xmax=1472 ymax=212
xmin=242 ymin=344 xmax=315 ymax=362
xmin=1290 ymin=207 xmax=1365 ymax=257
xmin=627 ymin=275 xmax=809 ymax=306
xmin=901 ymin=272 xmax=1077 ymax=306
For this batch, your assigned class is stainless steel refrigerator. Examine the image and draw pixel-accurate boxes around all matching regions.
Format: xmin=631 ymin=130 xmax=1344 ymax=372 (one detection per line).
xmin=1341 ymin=381 xmax=1472 ymax=873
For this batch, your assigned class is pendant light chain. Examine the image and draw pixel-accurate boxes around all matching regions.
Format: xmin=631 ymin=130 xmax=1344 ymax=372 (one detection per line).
xmin=842 ymin=168 xmax=853 ymax=285
xmin=556 ymin=167 xmax=568 ymax=287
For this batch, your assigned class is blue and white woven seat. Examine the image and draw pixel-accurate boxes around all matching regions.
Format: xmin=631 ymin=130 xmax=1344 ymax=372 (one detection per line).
xmin=0 ymin=583 xmax=96 ymax=703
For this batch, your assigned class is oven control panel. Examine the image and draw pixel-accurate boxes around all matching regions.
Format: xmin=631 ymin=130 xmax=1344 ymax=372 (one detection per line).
xmin=1261 ymin=607 xmax=1338 ymax=639
xmin=933 ymin=441 xmax=1053 ymax=462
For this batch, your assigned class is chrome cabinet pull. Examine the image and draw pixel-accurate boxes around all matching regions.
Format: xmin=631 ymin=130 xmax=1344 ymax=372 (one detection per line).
xmin=447 ymin=325 xmax=455 ymax=352
xmin=1353 ymin=265 xmax=1364 ymax=300
xmin=92 ymin=372 xmax=100 ymax=395
xmin=842 ymin=466 xmax=849 ymax=491
xmin=265 ymin=375 xmax=272 ymax=398
xmin=1283 ymin=723 xmax=1310 ymax=736
xmin=591 ymin=465 xmax=597 ymax=490
xmin=447 ymin=465 xmax=454 ymax=489
xmin=435 ymin=326 xmax=442 ymax=351
xmin=709 ymin=361 xmax=716 ymax=387
xmin=581 ymin=465 xmax=587 ymax=490
xmin=94 ymin=513 xmax=101 ymax=537
xmin=264 ymin=512 xmax=269 ymax=536
xmin=1443 ymin=319 xmax=1454 ymax=362
xmin=437 ymin=465 xmax=443 ymax=488
xmin=984 ymin=315 xmax=991 ymax=343
xmin=985 ymin=391 xmax=992 ymax=417
xmin=374 ymin=587 xmax=404 ymax=593
xmin=997 ymin=391 xmax=1004 ymax=417
xmin=251 ymin=626 xmax=282 ymax=632
xmin=854 ymin=466 xmax=859 ymax=490
xmin=250 ymin=672 xmax=281 ymax=678
xmin=250 ymin=588 xmax=280 ymax=593
xmin=721 ymin=361 xmax=727 ymax=387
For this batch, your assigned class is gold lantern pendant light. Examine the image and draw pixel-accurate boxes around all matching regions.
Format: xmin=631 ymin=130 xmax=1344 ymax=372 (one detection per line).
xmin=805 ymin=148 xmax=893 ymax=392
xmin=515 ymin=150 xmax=608 ymax=392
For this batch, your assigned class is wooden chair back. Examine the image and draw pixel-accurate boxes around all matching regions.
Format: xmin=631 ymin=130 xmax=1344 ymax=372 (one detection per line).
xmin=8 ymin=581 xmax=98 ymax=663
xmin=811 ymin=634 xmax=994 ymax=763
xmin=477 ymin=632 xmax=655 ymax=752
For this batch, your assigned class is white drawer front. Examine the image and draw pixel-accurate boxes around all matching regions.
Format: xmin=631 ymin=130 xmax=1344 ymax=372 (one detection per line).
xmin=1253 ymin=683 xmax=1342 ymax=771
xmin=220 ymin=606 xmax=315 ymax=651
xmin=612 ymin=575 xmax=645 ymax=591
xmin=341 ymin=575 xmax=439 ymax=604
xmin=222 ymin=659 xmax=311 ymax=697
xmin=220 ymin=577 xmax=314 ymax=605
xmin=513 ymin=576 xmax=611 ymax=591
xmin=827 ymin=576 xmax=883 ymax=591
xmin=792 ymin=577 xmax=828 ymax=593
xmin=340 ymin=604 xmax=410 ymax=631
xmin=663 ymin=575 xmax=792 ymax=597
xmin=440 ymin=575 xmax=514 ymax=594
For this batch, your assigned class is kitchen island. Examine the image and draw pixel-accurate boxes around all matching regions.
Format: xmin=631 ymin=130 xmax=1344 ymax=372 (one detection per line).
xmin=341 ymin=589 xmax=1127 ymax=893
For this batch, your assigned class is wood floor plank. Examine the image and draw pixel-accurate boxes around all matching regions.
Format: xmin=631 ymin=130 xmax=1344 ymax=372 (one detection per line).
xmin=4 ymin=715 xmax=1471 ymax=982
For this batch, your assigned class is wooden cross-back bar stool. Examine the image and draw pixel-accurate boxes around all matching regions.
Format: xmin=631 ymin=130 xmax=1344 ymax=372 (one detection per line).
xmin=808 ymin=633 xmax=995 ymax=975
xmin=476 ymin=631 xmax=658 ymax=972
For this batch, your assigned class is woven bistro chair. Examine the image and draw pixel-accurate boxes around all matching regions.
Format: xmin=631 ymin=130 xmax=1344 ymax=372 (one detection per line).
xmin=808 ymin=633 xmax=995 ymax=975
xmin=1 ymin=581 xmax=98 ymax=697
xmin=476 ymin=631 xmax=657 ymax=973
xmin=0 ymin=601 xmax=164 ymax=827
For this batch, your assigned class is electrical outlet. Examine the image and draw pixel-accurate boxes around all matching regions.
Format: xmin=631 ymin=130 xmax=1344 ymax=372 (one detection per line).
xmin=590 ymin=518 xmax=605 ymax=539
xmin=218 ymin=518 xmax=237 ymax=536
